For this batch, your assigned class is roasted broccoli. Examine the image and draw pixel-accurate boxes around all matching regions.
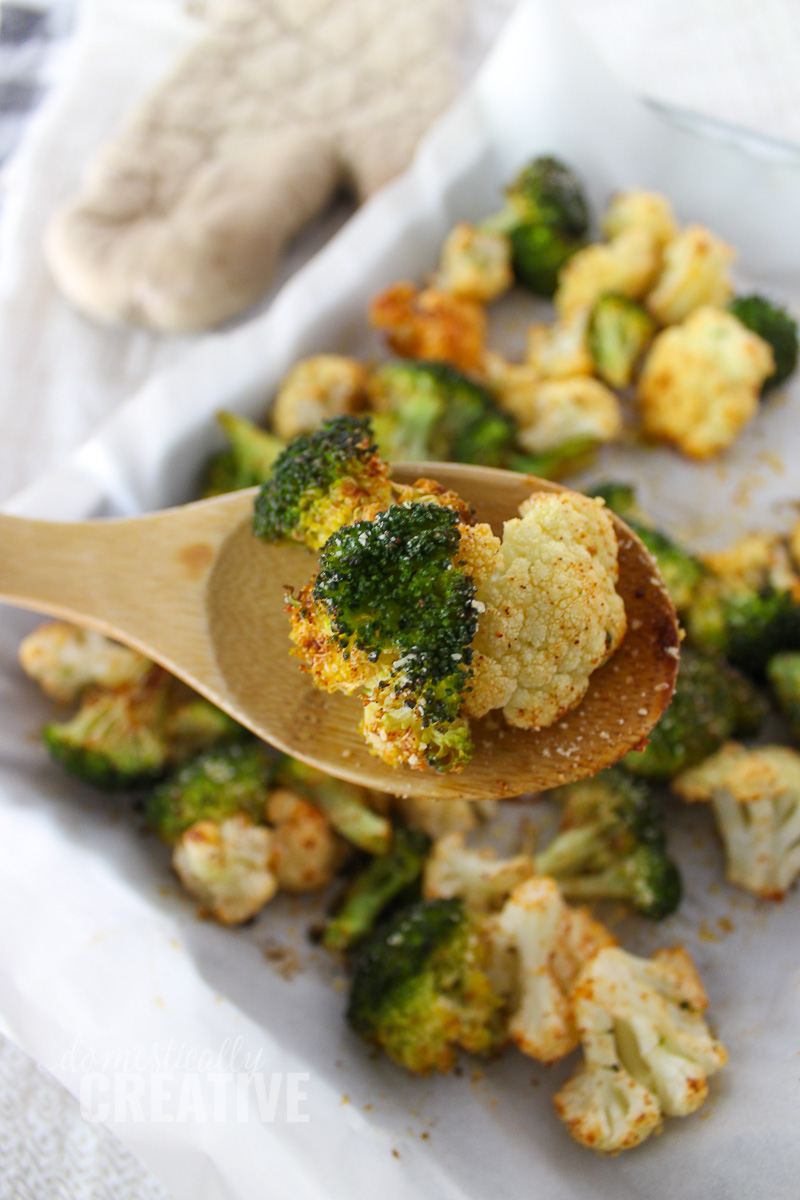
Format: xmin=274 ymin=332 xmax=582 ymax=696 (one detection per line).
xmin=686 ymin=533 xmax=800 ymax=674
xmin=323 ymin=825 xmax=430 ymax=951
xmin=621 ymin=648 xmax=768 ymax=780
xmin=767 ymin=651 xmax=800 ymax=742
xmin=368 ymin=360 xmax=516 ymax=468
xmin=589 ymin=481 xmax=705 ymax=615
xmin=485 ymin=156 xmax=589 ymax=295
xmin=729 ymin=294 xmax=798 ymax=391
xmin=534 ymin=768 xmax=682 ymax=919
xmin=289 ymin=502 xmax=479 ymax=772
xmin=587 ymin=293 xmax=655 ymax=388
xmin=275 ymin=757 xmax=391 ymax=855
xmin=252 ymin=416 xmax=395 ymax=550
xmin=346 ymin=897 xmax=506 ymax=1073
xmin=146 ymin=740 xmax=273 ymax=843
xmin=201 ymin=411 xmax=286 ymax=497
xmin=42 ymin=666 xmax=174 ymax=789
xmin=163 ymin=695 xmax=244 ymax=763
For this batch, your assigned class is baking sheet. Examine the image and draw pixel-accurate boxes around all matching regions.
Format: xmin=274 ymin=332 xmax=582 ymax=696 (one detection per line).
xmin=2 ymin=1 xmax=800 ymax=1196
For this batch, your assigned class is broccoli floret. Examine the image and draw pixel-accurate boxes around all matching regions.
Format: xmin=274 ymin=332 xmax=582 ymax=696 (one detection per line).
xmin=688 ymin=579 xmax=800 ymax=674
xmin=201 ymin=412 xmax=286 ymax=497
xmin=485 ymin=156 xmax=589 ymax=296
xmin=346 ymin=898 xmax=506 ymax=1073
xmin=307 ymin=502 xmax=479 ymax=771
xmin=587 ymin=293 xmax=655 ymax=388
xmin=621 ymin=648 xmax=768 ymax=780
xmin=146 ymin=741 xmax=272 ymax=844
xmin=589 ymin=482 xmax=705 ymax=615
xmin=275 ymin=757 xmax=392 ymax=855
xmin=534 ymin=768 xmax=682 ymax=919
xmin=164 ymin=696 xmax=244 ymax=763
xmin=510 ymin=436 xmax=602 ymax=481
xmin=42 ymin=667 xmax=173 ymax=789
xmin=323 ymin=825 xmax=430 ymax=951
xmin=252 ymin=416 xmax=393 ymax=550
xmin=369 ymin=361 xmax=516 ymax=468
xmin=767 ymin=651 xmax=800 ymax=742
xmin=729 ymin=294 xmax=798 ymax=390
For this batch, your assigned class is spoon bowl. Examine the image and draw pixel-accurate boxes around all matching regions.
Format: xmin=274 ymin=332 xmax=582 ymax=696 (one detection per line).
xmin=0 ymin=463 xmax=680 ymax=800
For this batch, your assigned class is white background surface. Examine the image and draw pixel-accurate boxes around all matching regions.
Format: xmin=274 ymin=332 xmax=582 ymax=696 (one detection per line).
xmin=2 ymin=1 xmax=800 ymax=1197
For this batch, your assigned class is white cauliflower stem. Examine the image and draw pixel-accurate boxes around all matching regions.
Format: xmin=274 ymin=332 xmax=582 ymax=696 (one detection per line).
xmin=674 ymin=742 xmax=800 ymax=899
xmin=423 ymin=832 xmax=534 ymax=911
xmin=465 ymin=492 xmax=627 ymax=729
xmin=554 ymin=945 xmax=727 ymax=1153
xmin=489 ymin=877 xmax=615 ymax=1062
xmin=173 ymin=815 xmax=277 ymax=925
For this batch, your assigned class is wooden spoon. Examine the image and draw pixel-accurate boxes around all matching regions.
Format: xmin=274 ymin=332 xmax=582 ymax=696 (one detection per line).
xmin=0 ymin=464 xmax=679 ymax=801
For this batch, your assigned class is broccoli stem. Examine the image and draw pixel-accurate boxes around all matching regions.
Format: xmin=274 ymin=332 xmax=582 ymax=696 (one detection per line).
xmin=323 ymin=827 xmax=430 ymax=951
xmin=533 ymin=825 xmax=602 ymax=878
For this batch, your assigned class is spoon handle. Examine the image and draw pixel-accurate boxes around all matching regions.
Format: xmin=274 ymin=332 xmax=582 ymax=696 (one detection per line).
xmin=0 ymin=491 xmax=254 ymax=675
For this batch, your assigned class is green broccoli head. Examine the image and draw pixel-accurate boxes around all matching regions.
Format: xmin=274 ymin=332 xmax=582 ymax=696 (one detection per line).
xmin=42 ymin=669 xmax=172 ymax=790
xmin=505 ymin=156 xmax=590 ymax=237
xmin=164 ymin=696 xmax=245 ymax=764
xmin=729 ymin=294 xmax=798 ymax=391
xmin=346 ymin=897 xmax=506 ymax=1073
xmin=767 ymin=651 xmax=800 ymax=742
xmin=589 ymin=482 xmax=705 ymax=614
xmin=323 ymin=825 xmax=431 ymax=952
xmin=201 ymin=412 xmax=286 ymax=497
xmin=587 ymin=293 xmax=656 ymax=389
xmin=252 ymin=416 xmax=392 ymax=550
xmin=688 ymin=579 xmax=800 ymax=675
xmin=146 ymin=741 xmax=273 ymax=844
xmin=484 ymin=156 xmax=589 ymax=296
xmin=534 ymin=768 xmax=682 ymax=919
xmin=369 ymin=361 xmax=517 ymax=468
xmin=313 ymin=502 xmax=478 ymax=770
xmin=621 ymin=648 xmax=768 ymax=780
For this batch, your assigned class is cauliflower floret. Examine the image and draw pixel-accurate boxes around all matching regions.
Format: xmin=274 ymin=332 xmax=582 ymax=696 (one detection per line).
xmin=265 ymin=787 xmax=345 ymax=893
xmin=433 ymin=222 xmax=513 ymax=302
xmin=271 ymin=355 xmax=368 ymax=442
xmin=423 ymin=832 xmax=534 ymax=912
xmin=646 ymin=225 xmax=735 ymax=325
xmin=465 ymin=492 xmax=627 ymax=729
xmin=601 ymin=190 xmax=678 ymax=250
xmin=172 ymin=814 xmax=277 ymax=925
xmin=19 ymin=621 xmax=150 ymax=704
xmin=638 ymin=306 xmax=775 ymax=458
xmin=512 ymin=377 xmax=622 ymax=456
xmin=526 ymin=309 xmax=594 ymax=379
xmin=674 ymin=742 xmax=800 ymax=899
xmin=392 ymin=795 xmax=498 ymax=839
xmin=554 ymin=229 xmax=662 ymax=319
xmin=554 ymin=945 xmax=727 ymax=1153
xmin=489 ymin=876 xmax=615 ymax=1062
xmin=789 ymin=516 xmax=800 ymax=575
xmin=369 ymin=282 xmax=486 ymax=373
xmin=703 ymin=531 xmax=800 ymax=599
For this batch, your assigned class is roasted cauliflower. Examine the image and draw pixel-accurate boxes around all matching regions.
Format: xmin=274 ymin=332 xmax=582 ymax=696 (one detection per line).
xmin=19 ymin=621 xmax=150 ymax=704
xmin=646 ymin=225 xmax=735 ymax=325
xmin=433 ymin=222 xmax=513 ymax=302
xmin=554 ymin=229 xmax=662 ymax=319
xmin=674 ymin=742 xmax=800 ymax=899
xmin=172 ymin=814 xmax=277 ymax=925
xmin=600 ymin=190 xmax=678 ymax=249
xmin=638 ymin=306 xmax=775 ymax=458
xmin=271 ymin=355 xmax=368 ymax=442
xmin=423 ymin=832 xmax=534 ymax=912
xmin=368 ymin=282 xmax=486 ymax=374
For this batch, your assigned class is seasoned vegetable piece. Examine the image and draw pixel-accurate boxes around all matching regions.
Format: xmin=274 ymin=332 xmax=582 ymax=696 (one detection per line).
xmin=275 ymin=757 xmax=392 ymax=855
xmin=646 ymin=225 xmax=735 ymax=325
xmin=266 ymin=787 xmax=345 ymax=893
xmin=434 ymin=223 xmax=513 ymax=302
xmin=729 ymin=294 xmax=799 ymax=391
xmin=587 ymin=293 xmax=655 ymax=388
xmin=271 ymin=356 xmax=368 ymax=442
xmin=534 ymin=768 xmax=682 ymax=919
xmin=601 ymin=190 xmax=678 ymax=248
xmin=423 ymin=832 xmax=534 ymax=913
xmin=323 ymin=825 xmax=430 ymax=951
xmin=369 ymin=283 xmax=486 ymax=373
xmin=201 ymin=411 xmax=285 ymax=497
xmin=621 ymin=648 xmax=768 ymax=779
xmin=19 ymin=622 xmax=150 ymax=704
xmin=369 ymin=360 xmax=516 ymax=467
xmin=554 ymin=946 xmax=727 ymax=1153
xmin=146 ymin=741 xmax=272 ymax=843
xmin=346 ymin=897 xmax=506 ymax=1074
xmin=555 ymin=229 xmax=661 ymax=319
xmin=173 ymin=815 xmax=277 ymax=925
xmin=767 ymin=651 xmax=800 ymax=742
xmin=674 ymin=742 xmax=800 ymax=899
